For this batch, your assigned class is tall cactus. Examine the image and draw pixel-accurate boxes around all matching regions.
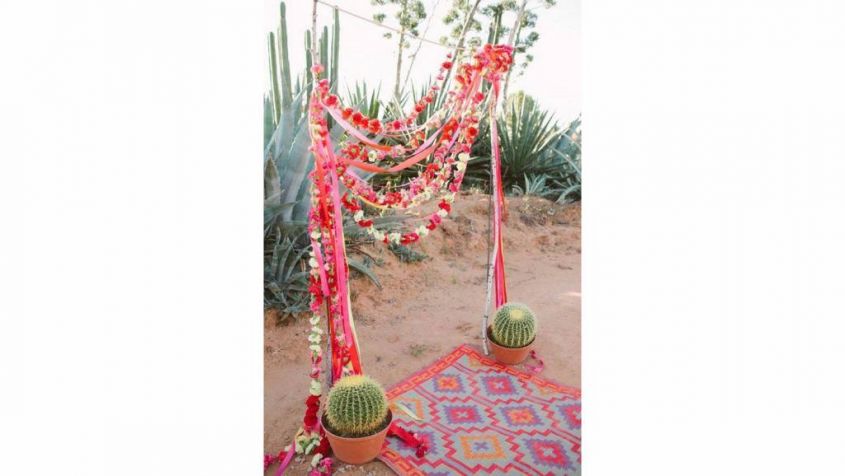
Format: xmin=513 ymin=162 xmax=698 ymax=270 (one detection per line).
xmin=305 ymin=29 xmax=313 ymax=88
xmin=277 ymin=2 xmax=293 ymax=108
xmin=331 ymin=7 xmax=340 ymax=92
xmin=267 ymin=32 xmax=282 ymax=125
xmin=265 ymin=1 xmax=342 ymax=220
xmin=326 ymin=375 xmax=389 ymax=437
xmin=492 ymin=303 xmax=537 ymax=348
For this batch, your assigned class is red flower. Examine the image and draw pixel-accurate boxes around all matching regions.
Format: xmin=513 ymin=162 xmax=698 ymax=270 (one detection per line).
xmin=304 ymin=413 xmax=318 ymax=428
xmin=314 ymin=436 xmax=330 ymax=456
xmin=325 ymin=95 xmax=338 ymax=107
xmin=442 ymin=61 xmax=453 ymax=69
xmin=438 ymin=201 xmax=451 ymax=212
xmin=400 ymin=233 xmax=420 ymax=245
xmin=358 ymin=219 xmax=373 ymax=227
xmin=368 ymin=119 xmax=381 ymax=133
xmin=414 ymin=104 xmax=424 ymax=113
xmin=351 ymin=111 xmax=363 ymax=124
xmin=466 ymin=126 xmax=478 ymax=138
xmin=392 ymin=120 xmax=402 ymax=130
xmin=347 ymin=144 xmax=360 ymax=158
xmin=341 ymin=107 xmax=353 ymax=119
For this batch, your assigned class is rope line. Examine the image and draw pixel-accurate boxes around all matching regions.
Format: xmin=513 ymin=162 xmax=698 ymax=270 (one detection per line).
xmin=316 ymin=0 xmax=466 ymax=51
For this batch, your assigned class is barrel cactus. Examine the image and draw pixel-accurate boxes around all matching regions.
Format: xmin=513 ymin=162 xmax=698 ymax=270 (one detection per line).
xmin=492 ymin=303 xmax=537 ymax=348
xmin=326 ymin=375 xmax=389 ymax=438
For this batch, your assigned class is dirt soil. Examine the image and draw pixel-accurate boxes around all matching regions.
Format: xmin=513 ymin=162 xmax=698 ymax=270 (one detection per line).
xmin=265 ymin=193 xmax=581 ymax=475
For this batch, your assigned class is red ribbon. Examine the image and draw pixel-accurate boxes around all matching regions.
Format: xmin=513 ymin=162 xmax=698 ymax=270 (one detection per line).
xmin=387 ymin=421 xmax=429 ymax=458
xmin=488 ymin=82 xmax=508 ymax=308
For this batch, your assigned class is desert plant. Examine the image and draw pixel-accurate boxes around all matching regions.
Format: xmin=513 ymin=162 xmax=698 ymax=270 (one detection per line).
xmin=549 ymin=115 xmax=581 ymax=203
xmin=492 ymin=302 xmax=537 ymax=348
xmin=326 ymin=375 xmax=390 ymax=437
xmin=371 ymin=0 xmax=428 ymax=100
xmin=388 ymin=242 xmax=428 ymax=263
xmin=265 ymin=2 xmax=341 ymax=313
xmin=465 ymin=93 xmax=561 ymax=190
xmin=264 ymin=234 xmax=311 ymax=318
xmin=512 ymin=173 xmax=552 ymax=197
xmin=346 ymin=81 xmax=384 ymax=120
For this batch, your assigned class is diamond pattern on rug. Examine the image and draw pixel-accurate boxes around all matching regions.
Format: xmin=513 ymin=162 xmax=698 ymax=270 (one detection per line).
xmin=380 ymin=344 xmax=581 ymax=475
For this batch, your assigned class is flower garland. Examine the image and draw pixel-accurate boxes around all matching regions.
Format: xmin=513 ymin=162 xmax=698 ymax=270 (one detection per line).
xmin=270 ymin=44 xmax=513 ymax=476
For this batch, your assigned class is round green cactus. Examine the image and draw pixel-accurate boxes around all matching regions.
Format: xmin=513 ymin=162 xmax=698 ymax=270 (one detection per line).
xmin=326 ymin=374 xmax=389 ymax=438
xmin=492 ymin=303 xmax=537 ymax=348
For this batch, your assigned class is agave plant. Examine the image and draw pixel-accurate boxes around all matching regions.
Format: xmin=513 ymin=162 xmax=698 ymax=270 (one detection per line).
xmin=548 ymin=115 xmax=581 ymax=203
xmin=512 ymin=173 xmax=552 ymax=197
xmin=346 ymin=81 xmax=384 ymax=120
xmin=265 ymin=2 xmax=340 ymax=314
xmin=465 ymin=93 xmax=562 ymax=190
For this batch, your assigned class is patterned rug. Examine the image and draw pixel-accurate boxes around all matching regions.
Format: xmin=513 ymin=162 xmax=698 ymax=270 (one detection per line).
xmin=379 ymin=344 xmax=581 ymax=475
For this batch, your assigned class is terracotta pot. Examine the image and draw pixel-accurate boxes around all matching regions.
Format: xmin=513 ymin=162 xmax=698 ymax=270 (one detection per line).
xmin=488 ymin=326 xmax=534 ymax=365
xmin=322 ymin=410 xmax=392 ymax=465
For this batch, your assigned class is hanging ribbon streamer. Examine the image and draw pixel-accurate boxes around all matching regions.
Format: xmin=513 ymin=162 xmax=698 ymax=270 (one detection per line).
xmin=481 ymin=80 xmax=509 ymax=355
xmin=489 ymin=81 xmax=508 ymax=309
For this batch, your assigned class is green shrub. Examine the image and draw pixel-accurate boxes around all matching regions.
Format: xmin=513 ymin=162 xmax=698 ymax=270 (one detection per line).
xmin=326 ymin=375 xmax=390 ymax=437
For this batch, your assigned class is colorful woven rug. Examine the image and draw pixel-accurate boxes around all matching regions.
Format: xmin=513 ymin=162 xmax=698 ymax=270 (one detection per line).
xmin=380 ymin=344 xmax=581 ymax=475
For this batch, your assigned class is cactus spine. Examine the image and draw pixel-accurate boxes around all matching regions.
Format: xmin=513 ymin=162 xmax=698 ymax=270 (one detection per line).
xmin=326 ymin=375 xmax=389 ymax=438
xmin=492 ymin=303 xmax=537 ymax=348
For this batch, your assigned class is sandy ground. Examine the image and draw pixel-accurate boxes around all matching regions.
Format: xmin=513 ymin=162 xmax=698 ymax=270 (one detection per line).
xmin=265 ymin=193 xmax=581 ymax=475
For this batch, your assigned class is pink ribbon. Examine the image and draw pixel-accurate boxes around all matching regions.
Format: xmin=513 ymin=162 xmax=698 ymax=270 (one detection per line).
xmin=524 ymin=350 xmax=545 ymax=374
xmin=273 ymin=445 xmax=295 ymax=476
xmin=488 ymin=81 xmax=508 ymax=308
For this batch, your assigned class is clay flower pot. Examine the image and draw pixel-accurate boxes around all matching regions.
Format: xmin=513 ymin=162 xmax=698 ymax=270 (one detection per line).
xmin=488 ymin=326 xmax=534 ymax=364
xmin=322 ymin=410 xmax=392 ymax=465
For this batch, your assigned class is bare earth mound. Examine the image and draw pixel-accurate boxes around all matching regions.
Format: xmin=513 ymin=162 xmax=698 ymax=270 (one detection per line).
xmin=265 ymin=193 xmax=581 ymax=475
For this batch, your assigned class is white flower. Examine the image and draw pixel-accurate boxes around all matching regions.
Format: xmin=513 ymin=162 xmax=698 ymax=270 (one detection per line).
xmin=309 ymin=379 xmax=322 ymax=396
xmin=353 ymin=210 xmax=364 ymax=221
xmin=437 ymin=209 xmax=448 ymax=217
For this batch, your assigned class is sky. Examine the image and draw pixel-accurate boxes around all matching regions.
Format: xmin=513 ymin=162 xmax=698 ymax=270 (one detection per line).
xmin=264 ymin=0 xmax=580 ymax=124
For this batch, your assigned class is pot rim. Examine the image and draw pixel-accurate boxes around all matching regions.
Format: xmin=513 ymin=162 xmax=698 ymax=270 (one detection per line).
xmin=321 ymin=409 xmax=393 ymax=441
xmin=487 ymin=325 xmax=535 ymax=349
